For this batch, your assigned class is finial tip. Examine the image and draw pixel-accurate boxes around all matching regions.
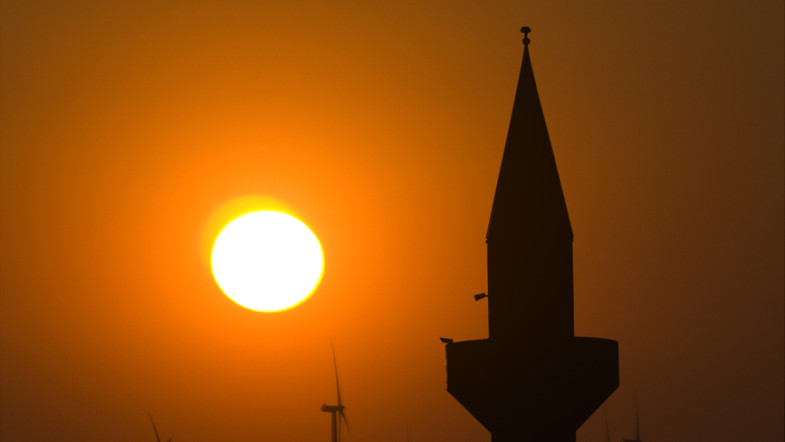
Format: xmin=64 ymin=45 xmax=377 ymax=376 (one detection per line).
xmin=521 ymin=26 xmax=531 ymax=45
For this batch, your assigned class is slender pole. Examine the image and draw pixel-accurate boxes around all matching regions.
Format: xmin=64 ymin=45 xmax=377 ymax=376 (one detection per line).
xmin=331 ymin=410 xmax=338 ymax=442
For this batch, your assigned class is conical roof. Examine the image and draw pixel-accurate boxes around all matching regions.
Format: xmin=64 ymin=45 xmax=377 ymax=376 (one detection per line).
xmin=487 ymin=27 xmax=572 ymax=244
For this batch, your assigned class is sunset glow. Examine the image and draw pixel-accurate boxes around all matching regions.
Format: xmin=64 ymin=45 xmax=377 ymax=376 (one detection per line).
xmin=211 ymin=211 xmax=324 ymax=312
xmin=2 ymin=1 xmax=782 ymax=441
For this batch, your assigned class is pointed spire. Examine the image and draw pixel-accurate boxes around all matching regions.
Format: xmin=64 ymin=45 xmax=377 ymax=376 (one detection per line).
xmin=485 ymin=26 xmax=574 ymax=344
xmin=487 ymin=26 xmax=571 ymax=244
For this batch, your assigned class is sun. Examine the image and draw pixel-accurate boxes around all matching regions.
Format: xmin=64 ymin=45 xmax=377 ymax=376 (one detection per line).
xmin=211 ymin=211 xmax=324 ymax=312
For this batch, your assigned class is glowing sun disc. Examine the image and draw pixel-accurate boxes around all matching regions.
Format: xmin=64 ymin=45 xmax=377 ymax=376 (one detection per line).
xmin=211 ymin=211 xmax=324 ymax=312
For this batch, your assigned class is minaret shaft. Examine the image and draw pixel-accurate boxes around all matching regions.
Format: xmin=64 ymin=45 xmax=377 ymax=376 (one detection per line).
xmin=486 ymin=42 xmax=573 ymax=346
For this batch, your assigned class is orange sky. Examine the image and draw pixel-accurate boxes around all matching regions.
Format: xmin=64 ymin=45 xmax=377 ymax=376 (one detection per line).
xmin=1 ymin=1 xmax=783 ymax=441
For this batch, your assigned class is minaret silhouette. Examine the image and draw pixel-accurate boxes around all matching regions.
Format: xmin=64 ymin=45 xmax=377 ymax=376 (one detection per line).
xmin=444 ymin=27 xmax=619 ymax=442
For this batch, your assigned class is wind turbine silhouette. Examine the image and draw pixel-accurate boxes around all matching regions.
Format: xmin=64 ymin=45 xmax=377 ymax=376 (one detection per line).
xmin=623 ymin=396 xmax=641 ymax=442
xmin=148 ymin=414 xmax=173 ymax=442
xmin=321 ymin=342 xmax=349 ymax=442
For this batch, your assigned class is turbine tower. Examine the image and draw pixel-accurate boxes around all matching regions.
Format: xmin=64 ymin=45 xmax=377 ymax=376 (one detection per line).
xmin=443 ymin=27 xmax=619 ymax=442
xmin=623 ymin=398 xmax=642 ymax=442
xmin=321 ymin=343 xmax=349 ymax=442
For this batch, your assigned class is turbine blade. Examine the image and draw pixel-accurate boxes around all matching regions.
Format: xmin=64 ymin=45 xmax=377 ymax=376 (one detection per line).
xmin=634 ymin=394 xmax=640 ymax=440
xmin=149 ymin=414 xmax=161 ymax=442
xmin=340 ymin=409 xmax=350 ymax=432
xmin=331 ymin=340 xmax=342 ymax=406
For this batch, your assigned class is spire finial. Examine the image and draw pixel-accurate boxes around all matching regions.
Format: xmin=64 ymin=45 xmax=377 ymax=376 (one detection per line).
xmin=521 ymin=26 xmax=531 ymax=45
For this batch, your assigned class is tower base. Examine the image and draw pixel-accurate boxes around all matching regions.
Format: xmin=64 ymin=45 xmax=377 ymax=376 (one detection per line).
xmin=446 ymin=337 xmax=618 ymax=441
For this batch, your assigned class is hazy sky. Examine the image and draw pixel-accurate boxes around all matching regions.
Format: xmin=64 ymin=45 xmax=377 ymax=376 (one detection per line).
xmin=1 ymin=1 xmax=783 ymax=441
